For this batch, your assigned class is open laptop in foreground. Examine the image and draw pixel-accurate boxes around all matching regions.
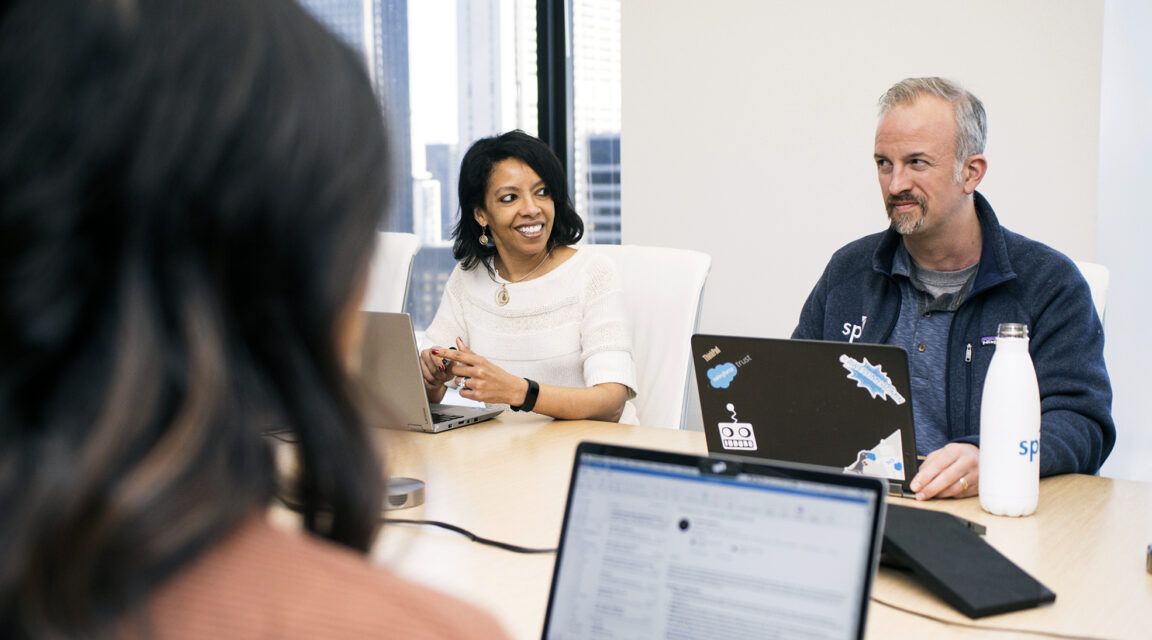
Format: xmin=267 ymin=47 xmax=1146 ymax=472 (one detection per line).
xmin=359 ymin=312 xmax=503 ymax=433
xmin=542 ymin=442 xmax=887 ymax=639
xmin=691 ymin=335 xmax=920 ymax=496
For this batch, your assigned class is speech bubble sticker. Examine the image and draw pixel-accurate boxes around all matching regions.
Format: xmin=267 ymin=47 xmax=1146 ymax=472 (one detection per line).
xmin=707 ymin=362 xmax=738 ymax=389
xmin=839 ymin=354 xmax=906 ymax=404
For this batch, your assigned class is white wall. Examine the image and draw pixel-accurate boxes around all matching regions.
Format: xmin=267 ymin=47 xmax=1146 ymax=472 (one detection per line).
xmin=622 ymin=0 xmax=1149 ymax=480
xmin=623 ymin=0 xmax=1103 ymax=339
xmin=1097 ymin=0 xmax=1152 ymax=481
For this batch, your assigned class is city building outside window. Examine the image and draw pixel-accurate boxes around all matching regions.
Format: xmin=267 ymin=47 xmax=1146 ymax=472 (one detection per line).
xmin=298 ymin=0 xmax=620 ymax=329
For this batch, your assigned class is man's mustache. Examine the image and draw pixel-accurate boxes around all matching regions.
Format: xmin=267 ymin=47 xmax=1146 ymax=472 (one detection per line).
xmin=887 ymin=192 xmax=924 ymax=208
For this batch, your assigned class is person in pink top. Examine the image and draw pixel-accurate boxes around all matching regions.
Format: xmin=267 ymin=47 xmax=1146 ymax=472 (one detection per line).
xmin=0 ymin=1 xmax=507 ymax=638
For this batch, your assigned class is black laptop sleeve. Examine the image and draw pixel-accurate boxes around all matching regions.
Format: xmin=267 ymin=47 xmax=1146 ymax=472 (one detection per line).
xmin=880 ymin=504 xmax=1056 ymax=618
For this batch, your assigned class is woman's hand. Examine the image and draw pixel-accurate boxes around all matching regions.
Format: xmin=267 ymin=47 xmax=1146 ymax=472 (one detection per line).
xmin=440 ymin=338 xmax=529 ymax=406
xmin=441 ymin=338 xmax=628 ymax=421
xmin=418 ymin=346 xmax=453 ymax=402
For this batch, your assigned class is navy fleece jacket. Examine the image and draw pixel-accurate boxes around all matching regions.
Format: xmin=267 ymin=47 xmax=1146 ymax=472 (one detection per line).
xmin=793 ymin=192 xmax=1115 ymax=475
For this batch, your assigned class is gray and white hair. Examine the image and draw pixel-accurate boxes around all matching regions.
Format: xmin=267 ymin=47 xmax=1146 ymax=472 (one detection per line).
xmin=878 ymin=77 xmax=987 ymax=176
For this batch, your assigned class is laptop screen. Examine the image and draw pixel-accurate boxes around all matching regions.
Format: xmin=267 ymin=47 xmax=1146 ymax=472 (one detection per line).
xmin=543 ymin=443 xmax=885 ymax=640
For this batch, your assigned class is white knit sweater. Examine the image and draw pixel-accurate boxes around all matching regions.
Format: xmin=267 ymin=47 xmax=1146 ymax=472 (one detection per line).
xmin=424 ymin=249 xmax=638 ymax=423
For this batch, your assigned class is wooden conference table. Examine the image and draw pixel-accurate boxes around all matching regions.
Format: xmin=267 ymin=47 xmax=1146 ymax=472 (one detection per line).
xmin=364 ymin=412 xmax=1151 ymax=639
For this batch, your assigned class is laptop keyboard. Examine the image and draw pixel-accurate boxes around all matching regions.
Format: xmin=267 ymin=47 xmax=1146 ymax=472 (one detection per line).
xmin=431 ymin=411 xmax=464 ymax=423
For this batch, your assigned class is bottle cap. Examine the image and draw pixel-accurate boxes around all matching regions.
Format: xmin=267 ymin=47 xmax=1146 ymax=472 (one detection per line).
xmin=997 ymin=323 xmax=1029 ymax=339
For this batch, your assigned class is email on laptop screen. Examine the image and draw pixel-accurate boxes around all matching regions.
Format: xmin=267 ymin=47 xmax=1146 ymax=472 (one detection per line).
xmin=543 ymin=445 xmax=883 ymax=640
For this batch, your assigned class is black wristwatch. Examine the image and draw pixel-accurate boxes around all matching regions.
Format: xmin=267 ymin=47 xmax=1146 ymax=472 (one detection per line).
xmin=511 ymin=378 xmax=539 ymax=412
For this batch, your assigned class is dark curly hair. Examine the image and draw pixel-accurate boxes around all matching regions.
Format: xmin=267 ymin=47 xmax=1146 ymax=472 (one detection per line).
xmin=0 ymin=0 xmax=390 ymax=636
xmin=452 ymin=130 xmax=584 ymax=274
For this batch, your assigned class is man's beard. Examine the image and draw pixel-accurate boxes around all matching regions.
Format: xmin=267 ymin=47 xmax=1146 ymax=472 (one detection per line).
xmin=887 ymin=192 xmax=928 ymax=235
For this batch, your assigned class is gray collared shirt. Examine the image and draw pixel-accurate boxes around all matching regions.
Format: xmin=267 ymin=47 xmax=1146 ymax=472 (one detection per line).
xmin=889 ymin=244 xmax=978 ymax=454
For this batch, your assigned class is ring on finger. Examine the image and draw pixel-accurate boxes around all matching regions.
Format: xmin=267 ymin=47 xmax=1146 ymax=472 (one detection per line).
xmin=959 ymin=476 xmax=969 ymax=492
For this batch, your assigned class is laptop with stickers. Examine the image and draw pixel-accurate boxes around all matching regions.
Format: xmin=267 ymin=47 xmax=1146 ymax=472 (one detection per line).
xmin=542 ymin=442 xmax=887 ymax=640
xmin=691 ymin=335 xmax=920 ymax=497
xmin=359 ymin=312 xmax=503 ymax=433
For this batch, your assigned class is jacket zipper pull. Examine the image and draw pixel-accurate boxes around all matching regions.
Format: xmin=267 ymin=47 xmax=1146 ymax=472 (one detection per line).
xmin=965 ymin=343 xmax=973 ymax=363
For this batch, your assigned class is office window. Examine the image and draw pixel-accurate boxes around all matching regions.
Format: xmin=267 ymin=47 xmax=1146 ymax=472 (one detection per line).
xmin=298 ymin=0 xmax=619 ymax=329
xmin=571 ymin=0 xmax=621 ymax=245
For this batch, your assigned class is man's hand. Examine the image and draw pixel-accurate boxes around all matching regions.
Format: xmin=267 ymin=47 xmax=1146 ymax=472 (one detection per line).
xmin=909 ymin=442 xmax=979 ymax=500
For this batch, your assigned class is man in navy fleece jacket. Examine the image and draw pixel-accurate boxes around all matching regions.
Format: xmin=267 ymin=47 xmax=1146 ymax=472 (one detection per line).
xmin=793 ymin=77 xmax=1114 ymax=501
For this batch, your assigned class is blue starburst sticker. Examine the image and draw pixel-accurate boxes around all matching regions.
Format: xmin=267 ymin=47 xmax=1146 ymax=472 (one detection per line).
xmin=839 ymin=355 xmax=906 ymax=405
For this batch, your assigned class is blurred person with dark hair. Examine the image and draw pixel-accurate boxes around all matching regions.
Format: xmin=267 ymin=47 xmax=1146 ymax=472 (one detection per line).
xmin=418 ymin=131 xmax=638 ymax=423
xmin=0 ymin=0 xmax=507 ymax=637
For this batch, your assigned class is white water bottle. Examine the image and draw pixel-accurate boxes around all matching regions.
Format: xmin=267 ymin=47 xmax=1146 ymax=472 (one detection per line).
xmin=979 ymin=323 xmax=1040 ymax=517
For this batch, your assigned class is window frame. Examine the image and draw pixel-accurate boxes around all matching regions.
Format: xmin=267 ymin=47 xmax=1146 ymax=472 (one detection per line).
xmin=536 ymin=0 xmax=573 ymax=178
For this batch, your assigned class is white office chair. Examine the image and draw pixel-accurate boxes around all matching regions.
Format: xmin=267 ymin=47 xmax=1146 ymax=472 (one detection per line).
xmin=1073 ymin=260 xmax=1109 ymax=322
xmin=362 ymin=232 xmax=421 ymax=313
xmin=583 ymin=244 xmax=712 ymax=429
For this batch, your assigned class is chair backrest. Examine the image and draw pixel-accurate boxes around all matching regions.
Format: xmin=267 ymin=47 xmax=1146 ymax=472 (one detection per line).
xmin=362 ymin=232 xmax=421 ymax=313
xmin=583 ymin=244 xmax=712 ymax=429
xmin=1073 ymin=260 xmax=1109 ymax=322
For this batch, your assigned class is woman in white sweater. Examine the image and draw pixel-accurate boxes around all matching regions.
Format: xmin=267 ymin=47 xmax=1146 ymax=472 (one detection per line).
xmin=419 ymin=131 xmax=637 ymax=423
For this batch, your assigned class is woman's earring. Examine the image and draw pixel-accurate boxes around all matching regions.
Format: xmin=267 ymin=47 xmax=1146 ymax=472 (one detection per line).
xmin=478 ymin=225 xmax=491 ymax=247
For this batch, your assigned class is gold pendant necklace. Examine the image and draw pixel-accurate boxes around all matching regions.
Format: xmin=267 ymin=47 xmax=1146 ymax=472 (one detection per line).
xmin=492 ymin=249 xmax=553 ymax=306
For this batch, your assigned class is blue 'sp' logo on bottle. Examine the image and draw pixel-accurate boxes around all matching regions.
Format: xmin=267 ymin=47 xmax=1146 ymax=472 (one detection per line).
xmin=1017 ymin=439 xmax=1039 ymax=463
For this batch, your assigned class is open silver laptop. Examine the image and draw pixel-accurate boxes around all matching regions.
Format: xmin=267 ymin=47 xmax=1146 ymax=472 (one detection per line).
xmin=360 ymin=312 xmax=503 ymax=433
xmin=543 ymin=442 xmax=887 ymax=639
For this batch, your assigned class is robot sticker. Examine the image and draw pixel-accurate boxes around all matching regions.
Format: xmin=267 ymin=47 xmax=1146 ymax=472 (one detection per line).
xmin=843 ymin=429 xmax=906 ymax=481
xmin=839 ymin=354 xmax=906 ymax=405
xmin=717 ymin=403 xmax=757 ymax=451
